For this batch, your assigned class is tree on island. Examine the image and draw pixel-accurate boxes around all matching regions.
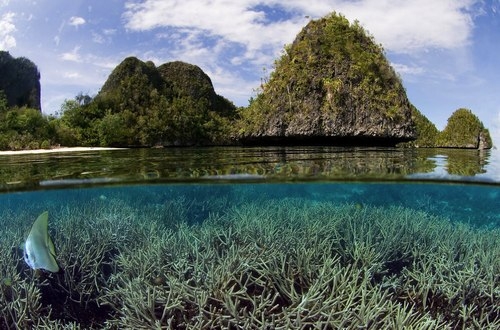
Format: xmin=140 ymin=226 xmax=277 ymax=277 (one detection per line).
xmin=0 ymin=91 xmax=54 ymax=150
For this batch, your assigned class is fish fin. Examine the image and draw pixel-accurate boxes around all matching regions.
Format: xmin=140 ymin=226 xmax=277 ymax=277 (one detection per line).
xmin=43 ymin=213 xmax=60 ymax=273
xmin=31 ymin=211 xmax=49 ymax=237
xmin=47 ymin=237 xmax=61 ymax=273
xmin=45 ymin=250 xmax=60 ymax=273
xmin=48 ymin=236 xmax=57 ymax=257
xmin=33 ymin=211 xmax=60 ymax=273
xmin=35 ymin=211 xmax=55 ymax=255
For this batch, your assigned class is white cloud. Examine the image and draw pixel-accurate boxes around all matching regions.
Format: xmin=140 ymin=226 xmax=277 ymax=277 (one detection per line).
xmin=123 ymin=0 xmax=478 ymax=56
xmin=69 ymin=16 xmax=86 ymax=27
xmin=391 ymin=63 xmax=425 ymax=76
xmin=103 ymin=29 xmax=117 ymax=36
xmin=92 ymin=32 xmax=106 ymax=44
xmin=307 ymin=0 xmax=476 ymax=53
xmin=124 ymin=1 xmax=305 ymax=59
xmin=0 ymin=12 xmax=16 ymax=50
xmin=60 ymin=46 xmax=82 ymax=62
xmin=122 ymin=0 xmax=481 ymax=106
xmin=92 ymin=29 xmax=117 ymax=44
xmin=63 ymin=72 xmax=81 ymax=79
xmin=40 ymin=51 xmax=122 ymax=114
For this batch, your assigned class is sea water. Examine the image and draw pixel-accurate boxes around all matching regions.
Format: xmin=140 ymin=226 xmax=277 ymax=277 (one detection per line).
xmin=0 ymin=147 xmax=499 ymax=328
xmin=1 ymin=182 xmax=499 ymax=228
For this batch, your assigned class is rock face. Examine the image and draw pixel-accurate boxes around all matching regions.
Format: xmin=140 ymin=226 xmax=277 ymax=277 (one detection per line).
xmin=0 ymin=51 xmax=41 ymax=110
xmin=237 ymin=13 xmax=416 ymax=146
xmin=437 ymin=108 xmax=492 ymax=149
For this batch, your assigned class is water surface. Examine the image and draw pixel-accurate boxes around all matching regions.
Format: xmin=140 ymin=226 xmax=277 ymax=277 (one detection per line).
xmin=0 ymin=147 xmax=497 ymax=191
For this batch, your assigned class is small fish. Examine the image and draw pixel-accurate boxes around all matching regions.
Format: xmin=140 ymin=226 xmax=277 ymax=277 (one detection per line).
xmin=23 ymin=211 xmax=60 ymax=273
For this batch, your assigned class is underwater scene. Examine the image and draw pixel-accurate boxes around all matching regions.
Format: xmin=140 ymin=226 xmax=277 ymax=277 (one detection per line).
xmin=0 ymin=147 xmax=499 ymax=329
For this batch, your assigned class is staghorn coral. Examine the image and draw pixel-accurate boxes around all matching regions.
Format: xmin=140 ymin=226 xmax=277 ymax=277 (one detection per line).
xmin=0 ymin=195 xmax=498 ymax=328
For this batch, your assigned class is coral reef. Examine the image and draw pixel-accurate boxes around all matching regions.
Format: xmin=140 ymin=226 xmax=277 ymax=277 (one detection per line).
xmin=0 ymin=195 xmax=499 ymax=329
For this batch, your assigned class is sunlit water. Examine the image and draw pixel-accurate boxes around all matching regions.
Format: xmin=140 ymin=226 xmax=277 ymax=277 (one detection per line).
xmin=0 ymin=147 xmax=499 ymax=328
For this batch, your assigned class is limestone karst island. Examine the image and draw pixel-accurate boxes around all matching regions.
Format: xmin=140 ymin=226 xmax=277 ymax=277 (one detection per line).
xmin=0 ymin=13 xmax=493 ymax=151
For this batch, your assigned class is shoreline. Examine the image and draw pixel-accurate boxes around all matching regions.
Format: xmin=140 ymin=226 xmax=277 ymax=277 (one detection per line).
xmin=0 ymin=147 xmax=126 ymax=155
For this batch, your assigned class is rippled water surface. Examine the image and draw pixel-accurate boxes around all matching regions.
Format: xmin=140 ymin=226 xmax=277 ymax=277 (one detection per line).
xmin=0 ymin=147 xmax=498 ymax=190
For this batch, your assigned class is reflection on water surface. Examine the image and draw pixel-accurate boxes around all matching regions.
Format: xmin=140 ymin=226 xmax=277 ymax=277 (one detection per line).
xmin=0 ymin=147 xmax=497 ymax=191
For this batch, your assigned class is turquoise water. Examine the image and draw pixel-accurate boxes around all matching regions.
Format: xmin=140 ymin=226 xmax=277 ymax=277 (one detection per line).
xmin=1 ymin=182 xmax=499 ymax=228
xmin=1 ymin=147 xmax=499 ymax=328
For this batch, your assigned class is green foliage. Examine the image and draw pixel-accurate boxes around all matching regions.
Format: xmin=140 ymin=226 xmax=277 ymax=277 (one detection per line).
xmin=437 ymin=108 xmax=492 ymax=148
xmin=399 ymin=107 xmax=492 ymax=149
xmin=400 ymin=105 xmax=439 ymax=147
xmin=56 ymin=57 xmax=238 ymax=147
xmin=235 ymin=93 xmax=272 ymax=137
xmin=54 ymin=98 xmax=102 ymax=146
xmin=0 ymin=90 xmax=7 ymax=113
xmin=98 ymin=110 xmax=134 ymax=147
xmin=0 ymin=107 xmax=54 ymax=150
xmin=158 ymin=61 xmax=213 ymax=101
xmin=37 ymin=57 xmax=238 ymax=148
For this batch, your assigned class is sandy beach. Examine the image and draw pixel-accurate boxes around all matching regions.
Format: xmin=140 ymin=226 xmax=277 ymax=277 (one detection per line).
xmin=0 ymin=147 xmax=125 ymax=156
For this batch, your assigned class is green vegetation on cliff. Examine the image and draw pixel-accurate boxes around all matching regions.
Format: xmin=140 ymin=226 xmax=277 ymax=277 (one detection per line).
xmin=0 ymin=51 xmax=41 ymax=110
xmin=236 ymin=12 xmax=415 ymax=145
xmin=56 ymin=58 xmax=237 ymax=147
xmin=437 ymin=108 xmax=492 ymax=149
xmin=0 ymin=52 xmax=49 ymax=150
xmin=402 ymin=107 xmax=492 ymax=149
xmin=401 ymin=106 xmax=440 ymax=148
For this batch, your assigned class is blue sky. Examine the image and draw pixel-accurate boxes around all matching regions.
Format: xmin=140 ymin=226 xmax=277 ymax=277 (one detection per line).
xmin=1 ymin=0 xmax=499 ymax=143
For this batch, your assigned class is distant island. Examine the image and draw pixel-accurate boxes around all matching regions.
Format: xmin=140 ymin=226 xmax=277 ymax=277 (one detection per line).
xmin=0 ymin=13 xmax=492 ymax=150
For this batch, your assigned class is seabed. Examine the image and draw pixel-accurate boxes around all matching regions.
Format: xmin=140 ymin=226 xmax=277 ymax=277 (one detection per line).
xmin=1 ymin=192 xmax=499 ymax=329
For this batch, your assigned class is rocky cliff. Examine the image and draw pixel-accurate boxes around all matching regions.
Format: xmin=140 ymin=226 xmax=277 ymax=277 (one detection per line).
xmin=0 ymin=51 xmax=41 ymax=110
xmin=236 ymin=13 xmax=416 ymax=146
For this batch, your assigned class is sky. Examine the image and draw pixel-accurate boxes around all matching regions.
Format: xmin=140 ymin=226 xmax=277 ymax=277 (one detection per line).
xmin=1 ymin=0 xmax=499 ymax=143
